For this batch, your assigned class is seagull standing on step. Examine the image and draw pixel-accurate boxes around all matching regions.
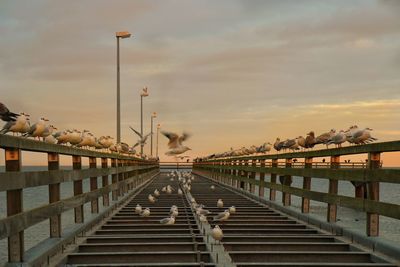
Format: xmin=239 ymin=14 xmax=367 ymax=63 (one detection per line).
xmin=135 ymin=204 xmax=142 ymax=214
xmin=213 ymin=210 xmax=230 ymax=222
xmin=217 ymin=199 xmax=224 ymax=208
xmin=160 ymin=216 xmax=175 ymax=225
xmin=0 ymin=102 xmax=19 ymax=122
xmin=162 ymin=131 xmax=191 ymax=156
xmin=140 ymin=208 xmax=150 ymax=217
xmin=211 ymin=225 xmax=223 ymax=242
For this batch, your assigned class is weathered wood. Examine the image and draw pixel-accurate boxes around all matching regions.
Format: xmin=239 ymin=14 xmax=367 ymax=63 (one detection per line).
xmin=281 ymin=158 xmax=292 ymax=206
xmin=302 ymin=157 xmax=312 ymax=214
xmin=259 ymin=159 xmax=266 ymax=197
xmin=73 ymin=155 xmax=84 ymax=223
xmin=5 ymin=148 xmax=24 ymax=262
xmin=111 ymin=158 xmax=118 ymax=201
xmin=89 ymin=157 xmax=99 ymax=214
xmin=367 ymin=152 xmax=380 ymax=236
xmin=327 ymin=156 xmax=340 ymax=222
xmin=0 ymin=165 xmax=153 ymax=192
xmin=48 ymin=152 xmax=61 ymax=238
xmin=101 ymin=158 xmax=109 ymax=207
xmin=270 ymin=159 xmax=278 ymax=201
xmin=249 ymin=159 xmax=256 ymax=193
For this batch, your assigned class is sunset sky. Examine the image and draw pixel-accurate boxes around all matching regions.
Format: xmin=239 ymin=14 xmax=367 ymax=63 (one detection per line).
xmin=1 ymin=0 xmax=400 ymax=164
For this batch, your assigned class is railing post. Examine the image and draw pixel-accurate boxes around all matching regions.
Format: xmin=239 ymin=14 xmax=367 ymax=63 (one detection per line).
xmin=327 ymin=155 xmax=340 ymax=222
xmin=249 ymin=159 xmax=256 ymax=193
xmin=234 ymin=160 xmax=239 ymax=188
xmin=281 ymin=158 xmax=292 ymax=206
xmin=302 ymin=157 xmax=313 ymax=213
xmin=118 ymin=158 xmax=124 ymax=196
xmin=48 ymin=152 xmax=61 ymax=238
xmin=229 ymin=160 xmax=234 ymax=186
xmin=72 ymin=155 xmax=84 ymax=223
xmin=5 ymin=148 xmax=24 ymax=262
xmin=270 ymin=159 xmax=278 ymax=201
xmin=111 ymin=158 xmax=118 ymax=201
xmin=259 ymin=159 xmax=265 ymax=197
xmin=101 ymin=158 xmax=110 ymax=207
xmin=89 ymin=157 xmax=99 ymax=214
xmin=367 ymin=152 xmax=380 ymax=236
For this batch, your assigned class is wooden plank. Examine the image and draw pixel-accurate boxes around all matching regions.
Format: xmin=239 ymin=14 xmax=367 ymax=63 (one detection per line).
xmin=101 ymin=158 xmax=109 ymax=207
xmin=282 ymin=158 xmax=292 ymax=206
xmin=0 ymin=134 xmax=150 ymax=161
xmin=270 ymin=159 xmax=278 ymax=201
xmin=367 ymin=152 xmax=380 ymax=236
xmin=5 ymin=148 xmax=24 ymax=262
xmin=259 ymin=159 xmax=266 ymax=197
xmin=327 ymin=156 xmax=340 ymax=222
xmin=89 ymin=157 xmax=99 ymax=214
xmin=302 ymin=157 xmax=312 ymax=214
xmin=0 ymin=165 xmax=155 ymax=192
xmin=48 ymin=152 xmax=61 ymax=238
xmin=111 ymin=159 xmax=118 ymax=201
xmin=73 ymin=155 xmax=84 ymax=224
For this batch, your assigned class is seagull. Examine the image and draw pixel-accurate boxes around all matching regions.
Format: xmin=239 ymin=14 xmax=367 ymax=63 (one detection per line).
xmin=129 ymin=126 xmax=151 ymax=148
xmin=347 ymin=127 xmax=377 ymax=144
xmin=24 ymin=117 xmax=49 ymax=140
xmin=140 ymin=208 xmax=151 ymax=217
xmin=160 ymin=216 xmax=175 ymax=225
xmin=154 ymin=189 xmax=160 ymax=197
xmin=229 ymin=206 xmax=236 ymax=214
xmin=213 ymin=210 xmax=230 ymax=222
xmin=196 ymin=207 xmax=211 ymax=215
xmin=315 ymin=129 xmax=336 ymax=148
xmin=0 ymin=102 xmax=19 ymax=122
xmin=135 ymin=204 xmax=142 ymax=214
xmin=177 ymin=189 xmax=183 ymax=195
xmin=257 ymin=142 xmax=272 ymax=154
xmin=211 ymin=225 xmax=223 ymax=241
xmin=217 ymin=199 xmax=224 ymax=208
xmin=274 ymin=138 xmax=284 ymax=151
xmin=305 ymin=131 xmax=316 ymax=148
xmin=0 ymin=112 xmax=30 ymax=135
xmin=148 ymin=194 xmax=156 ymax=203
xmin=297 ymin=136 xmax=306 ymax=149
xmin=210 ymin=185 xmax=215 ymax=190
xmin=328 ymin=130 xmax=347 ymax=147
xmin=199 ymin=214 xmax=208 ymax=223
xmin=162 ymin=131 xmax=191 ymax=156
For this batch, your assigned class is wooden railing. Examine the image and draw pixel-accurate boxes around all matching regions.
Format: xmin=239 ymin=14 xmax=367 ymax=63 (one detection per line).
xmin=159 ymin=161 xmax=193 ymax=171
xmin=193 ymin=140 xmax=400 ymax=237
xmin=0 ymin=135 xmax=159 ymax=265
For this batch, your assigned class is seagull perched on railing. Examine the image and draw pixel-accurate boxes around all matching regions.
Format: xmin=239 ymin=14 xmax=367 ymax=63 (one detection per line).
xmin=0 ymin=112 xmax=30 ymax=135
xmin=0 ymin=102 xmax=19 ymax=122
xmin=24 ymin=117 xmax=49 ymax=140
xmin=162 ymin=131 xmax=191 ymax=156
xmin=129 ymin=126 xmax=151 ymax=148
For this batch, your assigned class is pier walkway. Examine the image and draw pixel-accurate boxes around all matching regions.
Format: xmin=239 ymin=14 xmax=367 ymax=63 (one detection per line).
xmin=0 ymin=135 xmax=399 ymax=266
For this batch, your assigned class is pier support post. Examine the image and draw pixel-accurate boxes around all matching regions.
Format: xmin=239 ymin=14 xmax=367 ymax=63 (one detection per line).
xmin=282 ymin=158 xmax=292 ymax=206
xmin=270 ymin=159 xmax=278 ymax=201
xmin=327 ymin=155 xmax=340 ymax=223
xmin=72 ymin=155 xmax=84 ymax=223
xmin=6 ymin=148 xmax=24 ymax=262
xmin=302 ymin=157 xmax=313 ymax=213
xmin=259 ymin=159 xmax=266 ymax=197
xmin=249 ymin=159 xmax=256 ymax=194
xmin=48 ymin=152 xmax=61 ymax=238
xmin=367 ymin=152 xmax=380 ymax=236
xmin=234 ymin=160 xmax=240 ymax=188
xmin=101 ymin=158 xmax=110 ymax=207
xmin=111 ymin=158 xmax=118 ymax=201
xmin=118 ymin=159 xmax=124 ymax=196
xmin=89 ymin=157 xmax=99 ymax=214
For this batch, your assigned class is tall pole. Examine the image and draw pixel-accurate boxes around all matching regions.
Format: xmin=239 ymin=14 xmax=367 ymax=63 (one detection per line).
xmin=116 ymin=37 xmax=121 ymax=143
xmin=156 ymin=124 xmax=160 ymax=158
xmin=151 ymin=116 xmax=153 ymax=156
xmin=140 ymin=95 xmax=143 ymax=157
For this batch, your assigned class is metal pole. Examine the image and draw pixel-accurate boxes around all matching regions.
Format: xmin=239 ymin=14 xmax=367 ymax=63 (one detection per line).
xmin=140 ymin=95 xmax=143 ymax=157
xmin=116 ymin=37 xmax=121 ymax=144
xmin=156 ymin=126 xmax=159 ymax=158
xmin=151 ymin=116 xmax=153 ymax=156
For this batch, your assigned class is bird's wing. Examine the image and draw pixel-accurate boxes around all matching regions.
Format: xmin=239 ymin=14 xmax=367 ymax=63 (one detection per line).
xmin=0 ymin=103 xmax=9 ymax=114
xmin=132 ymin=142 xmax=140 ymax=148
xmin=142 ymin=133 xmax=151 ymax=142
xmin=178 ymin=132 xmax=190 ymax=145
xmin=160 ymin=217 xmax=170 ymax=224
xmin=161 ymin=131 xmax=180 ymax=148
xmin=0 ymin=121 xmax=13 ymax=133
xmin=352 ymin=130 xmax=364 ymax=139
xmin=129 ymin=126 xmax=142 ymax=138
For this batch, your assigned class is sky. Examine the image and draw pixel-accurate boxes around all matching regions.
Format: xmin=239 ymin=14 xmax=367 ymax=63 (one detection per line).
xmin=1 ymin=0 xmax=400 ymax=164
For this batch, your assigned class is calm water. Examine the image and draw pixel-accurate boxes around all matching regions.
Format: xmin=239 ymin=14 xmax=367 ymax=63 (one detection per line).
xmin=0 ymin=167 xmax=399 ymax=264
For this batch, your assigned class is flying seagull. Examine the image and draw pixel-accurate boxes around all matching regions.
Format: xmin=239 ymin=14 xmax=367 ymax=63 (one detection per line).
xmin=0 ymin=102 xmax=19 ymax=122
xmin=162 ymin=131 xmax=191 ymax=156
xmin=129 ymin=126 xmax=151 ymax=148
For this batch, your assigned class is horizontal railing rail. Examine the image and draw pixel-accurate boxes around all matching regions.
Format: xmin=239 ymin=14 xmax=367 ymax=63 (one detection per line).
xmin=193 ymin=140 xmax=400 ymax=238
xmin=0 ymin=135 xmax=159 ymax=265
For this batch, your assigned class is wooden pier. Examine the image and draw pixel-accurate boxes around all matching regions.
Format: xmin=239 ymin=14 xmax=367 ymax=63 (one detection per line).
xmin=0 ymin=135 xmax=399 ymax=266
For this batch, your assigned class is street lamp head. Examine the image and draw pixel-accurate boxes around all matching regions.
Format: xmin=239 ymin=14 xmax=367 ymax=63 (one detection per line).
xmin=141 ymin=86 xmax=149 ymax=97
xmin=116 ymin=31 xmax=131 ymax=38
xmin=157 ymin=123 xmax=161 ymax=129
xmin=152 ymin=112 xmax=157 ymax=118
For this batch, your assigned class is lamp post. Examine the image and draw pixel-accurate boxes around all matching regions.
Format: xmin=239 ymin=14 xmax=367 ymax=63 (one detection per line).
xmin=150 ymin=112 xmax=157 ymax=156
xmin=140 ymin=87 xmax=149 ymax=157
xmin=116 ymin=31 xmax=131 ymax=144
xmin=156 ymin=123 xmax=161 ymax=159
